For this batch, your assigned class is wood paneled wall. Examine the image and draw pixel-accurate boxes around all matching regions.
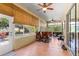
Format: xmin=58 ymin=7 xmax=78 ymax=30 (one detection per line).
xmin=0 ymin=3 xmax=39 ymax=27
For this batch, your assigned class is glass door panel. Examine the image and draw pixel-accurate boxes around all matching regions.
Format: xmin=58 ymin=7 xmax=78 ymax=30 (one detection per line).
xmin=70 ymin=5 xmax=76 ymax=55
xmin=77 ymin=4 xmax=79 ymax=56
xmin=67 ymin=13 xmax=71 ymax=48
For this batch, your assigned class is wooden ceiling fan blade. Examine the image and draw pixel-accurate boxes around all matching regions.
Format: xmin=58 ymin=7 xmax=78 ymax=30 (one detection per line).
xmin=47 ymin=8 xmax=54 ymax=10
xmin=47 ymin=3 xmax=52 ymax=6
xmin=38 ymin=4 xmax=43 ymax=7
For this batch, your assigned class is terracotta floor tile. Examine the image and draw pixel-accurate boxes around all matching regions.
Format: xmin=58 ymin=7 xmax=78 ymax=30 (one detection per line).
xmin=14 ymin=37 xmax=71 ymax=56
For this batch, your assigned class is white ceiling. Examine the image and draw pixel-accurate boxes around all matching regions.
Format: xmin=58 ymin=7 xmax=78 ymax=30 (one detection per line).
xmin=16 ymin=3 xmax=68 ymax=21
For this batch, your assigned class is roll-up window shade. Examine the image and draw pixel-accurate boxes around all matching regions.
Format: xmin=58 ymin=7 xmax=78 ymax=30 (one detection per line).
xmin=0 ymin=4 xmax=13 ymax=16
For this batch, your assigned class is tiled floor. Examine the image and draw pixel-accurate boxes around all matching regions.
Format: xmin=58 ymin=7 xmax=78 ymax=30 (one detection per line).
xmin=3 ymin=52 xmax=16 ymax=56
xmin=14 ymin=37 xmax=71 ymax=56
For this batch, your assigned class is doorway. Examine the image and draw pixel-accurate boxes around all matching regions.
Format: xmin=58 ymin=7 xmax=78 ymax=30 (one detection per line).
xmin=0 ymin=13 xmax=14 ymax=55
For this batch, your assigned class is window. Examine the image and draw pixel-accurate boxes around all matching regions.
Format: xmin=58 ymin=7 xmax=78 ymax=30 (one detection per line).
xmin=14 ymin=24 xmax=36 ymax=35
xmin=48 ymin=23 xmax=63 ymax=32
xmin=15 ymin=24 xmax=24 ymax=35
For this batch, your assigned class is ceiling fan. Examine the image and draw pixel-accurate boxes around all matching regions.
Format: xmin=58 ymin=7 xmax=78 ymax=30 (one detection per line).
xmin=37 ymin=3 xmax=54 ymax=13
xmin=47 ymin=19 xmax=62 ymax=23
xmin=47 ymin=19 xmax=55 ymax=23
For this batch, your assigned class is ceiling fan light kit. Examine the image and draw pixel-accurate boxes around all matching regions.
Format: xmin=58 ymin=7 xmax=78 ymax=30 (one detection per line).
xmin=42 ymin=7 xmax=47 ymax=11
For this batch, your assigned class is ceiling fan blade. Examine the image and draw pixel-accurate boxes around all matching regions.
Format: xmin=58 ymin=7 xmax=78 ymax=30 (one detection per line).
xmin=43 ymin=3 xmax=47 ymax=7
xmin=38 ymin=4 xmax=43 ymax=7
xmin=47 ymin=8 xmax=54 ymax=10
xmin=47 ymin=3 xmax=52 ymax=6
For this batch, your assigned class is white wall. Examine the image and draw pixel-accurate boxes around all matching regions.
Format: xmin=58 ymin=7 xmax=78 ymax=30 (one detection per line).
xmin=39 ymin=18 xmax=47 ymax=31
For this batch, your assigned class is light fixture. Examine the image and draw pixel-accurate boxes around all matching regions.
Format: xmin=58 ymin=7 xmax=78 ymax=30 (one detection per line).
xmin=42 ymin=7 xmax=47 ymax=11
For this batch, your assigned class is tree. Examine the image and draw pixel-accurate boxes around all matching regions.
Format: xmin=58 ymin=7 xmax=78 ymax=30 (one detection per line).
xmin=0 ymin=17 xmax=9 ymax=29
xmin=48 ymin=25 xmax=62 ymax=32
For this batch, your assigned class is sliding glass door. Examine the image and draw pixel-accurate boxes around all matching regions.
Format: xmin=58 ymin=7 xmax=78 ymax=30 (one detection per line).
xmin=70 ymin=4 xmax=76 ymax=55
xmin=66 ymin=4 xmax=77 ymax=56
xmin=67 ymin=13 xmax=71 ymax=48
xmin=77 ymin=4 xmax=79 ymax=56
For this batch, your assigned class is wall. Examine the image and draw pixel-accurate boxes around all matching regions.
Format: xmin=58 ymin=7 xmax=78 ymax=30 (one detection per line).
xmin=13 ymin=33 xmax=36 ymax=50
xmin=39 ymin=19 xmax=47 ymax=31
